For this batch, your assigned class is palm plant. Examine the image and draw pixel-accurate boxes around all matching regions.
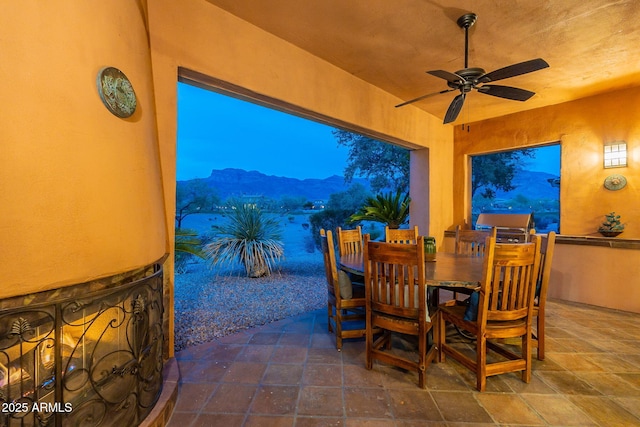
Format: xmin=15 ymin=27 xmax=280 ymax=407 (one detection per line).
xmin=205 ymin=204 xmax=284 ymax=277
xmin=349 ymin=191 xmax=411 ymax=229
xmin=175 ymin=228 xmax=206 ymax=273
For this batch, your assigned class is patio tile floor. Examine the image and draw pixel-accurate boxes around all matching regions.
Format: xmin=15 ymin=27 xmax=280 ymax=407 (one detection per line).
xmin=167 ymin=299 xmax=640 ymax=426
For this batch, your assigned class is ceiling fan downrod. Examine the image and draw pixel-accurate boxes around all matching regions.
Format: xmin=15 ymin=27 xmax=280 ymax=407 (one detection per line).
xmin=457 ymin=13 xmax=477 ymax=69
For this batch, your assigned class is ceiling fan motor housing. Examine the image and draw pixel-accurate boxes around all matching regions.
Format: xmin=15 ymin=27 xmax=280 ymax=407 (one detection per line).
xmin=448 ymin=67 xmax=486 ymax=92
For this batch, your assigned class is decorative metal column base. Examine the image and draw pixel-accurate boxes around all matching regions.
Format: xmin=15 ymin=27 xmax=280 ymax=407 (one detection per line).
xmin=0 ymin=263 xmax=164 ymax=427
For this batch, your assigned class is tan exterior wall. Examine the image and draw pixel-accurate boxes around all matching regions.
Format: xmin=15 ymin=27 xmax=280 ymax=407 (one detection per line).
xmin=147 ymin=0 xmax=454 ymax=354
xmin=453 ymin=86 xmax=640 ymax=237
xmin=0 ymin=2 xmax=167 ymax=298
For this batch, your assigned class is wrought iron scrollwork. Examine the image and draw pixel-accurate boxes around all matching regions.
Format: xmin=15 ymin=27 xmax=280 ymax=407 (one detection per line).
xmin=0 ymin=265 xmax=163 ymax=427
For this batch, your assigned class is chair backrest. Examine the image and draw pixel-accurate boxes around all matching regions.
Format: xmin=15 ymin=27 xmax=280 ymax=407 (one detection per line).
xmin=364 ymin=234 xmax=426 ymax=320
xmin=455 ymin=225 xmax=497 ymax=256
xmin=478 ymin=235 xmax=542 ymax=324
xmin=535 ymin=231 xmax=556 ymax=303
xmin=385 ymin=225 xmax=419 ymax=244
xmin=320 ymin=229 xmax=339 ymax=298
xmin=336 ymin=226 xmax=363 ymax=256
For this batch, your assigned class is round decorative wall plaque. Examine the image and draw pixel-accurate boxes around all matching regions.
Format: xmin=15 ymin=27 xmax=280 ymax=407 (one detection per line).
xmin=96 ymin=67 xmax=137 ymax=118
xmin=603 ymin=174 xmax=627 ymax=191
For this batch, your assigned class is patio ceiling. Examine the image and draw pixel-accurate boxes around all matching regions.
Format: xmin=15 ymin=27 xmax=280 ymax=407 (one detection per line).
xmin=205 ymin=0 xmax=640 ymax=124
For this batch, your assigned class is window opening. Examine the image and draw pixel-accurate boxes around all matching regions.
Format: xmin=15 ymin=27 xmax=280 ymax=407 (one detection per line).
xmin=471 ymin=144 xmax=560 ymax=233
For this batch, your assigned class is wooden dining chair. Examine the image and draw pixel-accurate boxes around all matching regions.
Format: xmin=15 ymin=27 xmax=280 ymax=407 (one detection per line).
xmin=444 ymin=226 xmax=497 ymax=304
xmin=385 ymin=225 xmax=419 ymax=244
xmin=454 ymin=225 xmax=496 ymax=256
xmin=320 ymin=229 xmax=367 ymax=350
xmin=531 ymin=231 xmax=556 ymax=360
xmin=336 ymin=226 xmax=363 ymax=257
xmin=363 ymin=234 xmax=437 ymax=389
xmin=438 ymin=235 xmax=542 ymax=391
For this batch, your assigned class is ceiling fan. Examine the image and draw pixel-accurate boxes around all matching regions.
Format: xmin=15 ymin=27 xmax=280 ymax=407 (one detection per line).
xmin=396 ymin=13 xmax=549 ymax=124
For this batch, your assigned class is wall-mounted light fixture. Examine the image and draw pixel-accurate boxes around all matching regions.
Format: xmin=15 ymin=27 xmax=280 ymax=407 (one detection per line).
xmin=604 ymin=141 xmax=627 ymax=168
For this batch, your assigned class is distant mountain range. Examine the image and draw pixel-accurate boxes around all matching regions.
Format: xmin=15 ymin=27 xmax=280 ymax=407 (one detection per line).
xmin=178 ymin=168 xmax=559 ymax=202
xmin=181 ymin=168 xmax=372 ymax=201
xmin=477 ymin=169 xmax=560 ymax=200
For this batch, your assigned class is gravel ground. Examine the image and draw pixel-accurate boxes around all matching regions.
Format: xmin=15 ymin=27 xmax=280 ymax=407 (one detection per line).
xmin=174 ymin=213 xmax=326 ymax=352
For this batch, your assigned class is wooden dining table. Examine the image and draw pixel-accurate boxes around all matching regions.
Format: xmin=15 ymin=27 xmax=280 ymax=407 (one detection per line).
xmin=339 ymin=252 xmax=485 ymax=291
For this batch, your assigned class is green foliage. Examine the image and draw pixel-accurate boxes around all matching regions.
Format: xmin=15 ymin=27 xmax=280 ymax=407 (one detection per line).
xmin=309 ymin=209 xmax=355 ymax=248
xmin=175 ymin=228 xmax=206 ymax=273
xmin=599 ymin=211 xmax=625 ymax=232
xmin=471 ymin=150 xmax=535 ymax=198
xmin=349 ymin=191 xmax=410 ymax=229
xmin=326 ymin=183 xmax=372 ymax=212
xmin=176 ymin=179 xmax=220 ymax=228
xmin=205 ymin=205 xmax=284 ymax=277
xmin=333 ymin=129 xmax=410 ymax=193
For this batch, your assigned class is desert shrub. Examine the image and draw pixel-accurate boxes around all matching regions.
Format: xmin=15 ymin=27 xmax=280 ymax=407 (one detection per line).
xmin=175 ymin=228 xmax=206 ymax=274
xmin=308 ymin=209 xmax=356 ymax=248
xmin=205 ymin=205 xmax=284 ymax=277
xmin=326 ymin=183 xmax=372 ymax=211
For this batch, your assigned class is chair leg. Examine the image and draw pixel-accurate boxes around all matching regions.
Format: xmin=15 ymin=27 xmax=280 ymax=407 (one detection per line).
xmin=432 ymin=316 xmax=439 ymax=362
xmin=476 ymin=335 xmax=487 ymax=392
xmin=417 ymin=326 xmax=426 ymax=389
xmin=437 ymin=311 xmax=446 ymax=363
xmin=522 ymin=330 xmax=532 ymax=384
xmin=335 ymin=308 xmax=343 ymax=351
xmin=418 ymin=366 xmax=426 ymax=389
xmin=385 ymin=333 xmax=393 ymax=350
xmin=432 ymin=288 xmax=440 ymax=306
xmin=537 ymin=311 xmax=545 ymax=360
xmin=327 ymin=303 xmax=333 ymax=333
xmin=365 ymin=313 xmax=373 ymax=370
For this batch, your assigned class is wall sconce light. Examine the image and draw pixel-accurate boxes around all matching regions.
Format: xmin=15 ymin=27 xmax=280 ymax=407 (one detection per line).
xmin=604 ymin=141 xmax=627 ymax=168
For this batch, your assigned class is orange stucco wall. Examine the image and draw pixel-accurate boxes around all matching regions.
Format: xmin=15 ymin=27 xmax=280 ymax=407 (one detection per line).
xmin=0 ymin=2 xmax=167 ymax=297
xmin=453 ymin=86 xmax=640 ymax=237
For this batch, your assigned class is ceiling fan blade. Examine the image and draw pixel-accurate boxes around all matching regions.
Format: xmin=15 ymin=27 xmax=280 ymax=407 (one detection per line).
xmin=477 ymin=85 xmax=535 ymax=101
xmin=479 ymin=58 xmax=549 ymax=83
xmin=443 ymin=93 xmax=465 ymax=124
xmin=395 ymin=88 xmax=456 ymax=108
xmin=427 ymin=70 xmax=463 ymax=84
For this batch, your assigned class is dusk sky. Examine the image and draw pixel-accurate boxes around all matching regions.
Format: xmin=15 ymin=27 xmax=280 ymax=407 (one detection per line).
xmin=177 ymin=82 xmax=349 ymax=181
xmin=177 ymin=83 xmax=560 ymax=181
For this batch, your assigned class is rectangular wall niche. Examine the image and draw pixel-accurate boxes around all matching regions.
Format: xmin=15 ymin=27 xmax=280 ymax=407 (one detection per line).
xmin=0 ymin=265 xmax=164 ymax=427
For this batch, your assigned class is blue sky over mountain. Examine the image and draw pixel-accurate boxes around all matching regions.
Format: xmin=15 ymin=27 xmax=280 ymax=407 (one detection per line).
xmin=177 ymin=83 xmax=349 ymax=181
xmin=177 ymin=83 xmax=560 ymax=181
